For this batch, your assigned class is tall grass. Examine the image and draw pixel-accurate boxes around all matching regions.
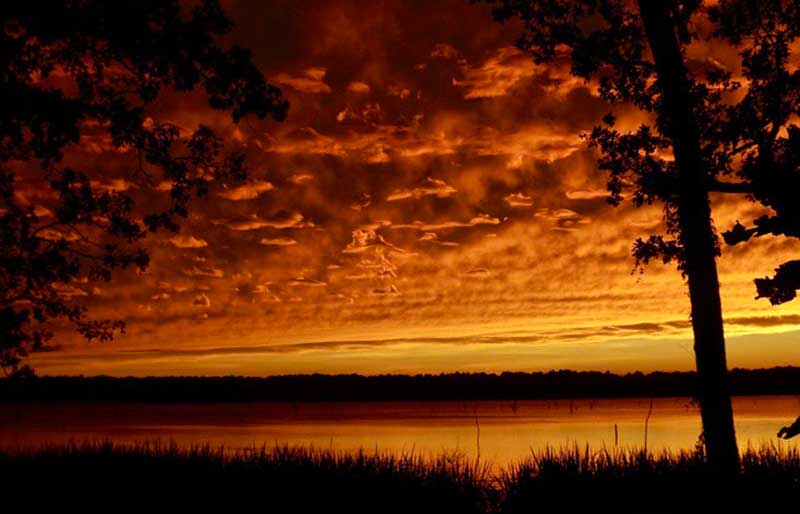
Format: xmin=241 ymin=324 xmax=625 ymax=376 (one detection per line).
xmin=500 ymin=444 xmax=800 ymax=513
xmin=3 ymin=442 xmax=800 ymax=512
xmin=0 ymin=441 xmax=491 ymax=513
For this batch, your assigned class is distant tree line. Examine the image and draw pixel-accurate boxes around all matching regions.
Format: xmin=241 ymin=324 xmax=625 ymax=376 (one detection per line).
xmin=3 ymin=367 xmax=800 ymax=403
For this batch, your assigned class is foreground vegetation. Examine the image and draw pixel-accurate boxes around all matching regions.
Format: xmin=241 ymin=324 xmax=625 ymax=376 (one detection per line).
xmin=2 ymin=442 xmax=800 ymax=512
xmin=1 ymin=442 xmax=490 ymax=513
xmin=500 ymin=445 xmax=800 ymax=513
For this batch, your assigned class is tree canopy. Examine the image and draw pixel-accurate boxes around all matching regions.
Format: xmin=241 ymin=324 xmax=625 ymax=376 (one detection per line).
xmin=483 ymin=0 xmax=800 ymax=285
xmin=0 ymin=0 xmax=287 ymax=375
xmin=477 ymin=0 xmax=800 ymax=472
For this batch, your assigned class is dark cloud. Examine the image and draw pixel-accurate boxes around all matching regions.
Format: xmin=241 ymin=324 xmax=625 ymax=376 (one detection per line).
xmin=28 ymin=0 xmax=800 ymax=376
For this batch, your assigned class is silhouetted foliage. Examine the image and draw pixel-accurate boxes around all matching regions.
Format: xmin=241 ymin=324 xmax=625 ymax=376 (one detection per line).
xmin=4 ymin=367 xmax=800 ymax=403
xmin=3 ymin=443 xmax=800 ymax=513
xmin=0 ymin=443 xmax=490 ymax=514
xmin=777 ymin=415 xmax=800 ymax=439
xmin=0 ymin=1 xmax=287 ymax=375
xmin=476 ymin=0 xmax=800 ymax=472
xmin=500 ymin=445 xmax=800 ymax=514
xmin=705 ymin=2 xmax=800 ymax=306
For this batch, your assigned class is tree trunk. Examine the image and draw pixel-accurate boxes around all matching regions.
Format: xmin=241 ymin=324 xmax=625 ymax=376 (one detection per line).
xmin=638 ymin=0 xmax=739 ymax=473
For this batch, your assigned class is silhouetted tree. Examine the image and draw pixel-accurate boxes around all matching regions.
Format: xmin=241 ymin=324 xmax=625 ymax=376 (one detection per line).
xmin=475 ymin=0 xmax=800 ymax=473
xmin=712 ymin=3 xmax=800 ymax=306
xmin=0 ymin=1 xmax=287 ymax=376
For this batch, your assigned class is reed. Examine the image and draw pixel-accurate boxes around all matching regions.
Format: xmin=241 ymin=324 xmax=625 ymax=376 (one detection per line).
xmin=500 ymin=444 xmax=800 ymax=513
xmin=3 ymin=442 xmax=800 ymax=512
xmin=0 ymin=441 xmax=490 ymax=513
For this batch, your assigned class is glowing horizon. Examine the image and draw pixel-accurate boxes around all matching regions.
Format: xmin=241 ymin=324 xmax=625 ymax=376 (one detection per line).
xmin=27 ymin=0 xmax=800 ymax=376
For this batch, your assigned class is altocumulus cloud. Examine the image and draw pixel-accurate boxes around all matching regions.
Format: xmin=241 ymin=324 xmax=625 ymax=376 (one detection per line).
xmin=31 ymin=0 xmax=800 ymax=376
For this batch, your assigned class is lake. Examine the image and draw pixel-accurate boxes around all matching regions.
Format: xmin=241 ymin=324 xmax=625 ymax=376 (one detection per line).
xmin=2 ymin=396 xmax=799 ymax=468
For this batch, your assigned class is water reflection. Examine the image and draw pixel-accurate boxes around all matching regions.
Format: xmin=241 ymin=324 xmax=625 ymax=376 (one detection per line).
xmin=2 ymin=396 xmax=799 ymax=468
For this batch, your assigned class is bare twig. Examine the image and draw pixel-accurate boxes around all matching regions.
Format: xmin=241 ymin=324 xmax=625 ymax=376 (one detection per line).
xmin=644 ymin=399 xmax=654 ymax=454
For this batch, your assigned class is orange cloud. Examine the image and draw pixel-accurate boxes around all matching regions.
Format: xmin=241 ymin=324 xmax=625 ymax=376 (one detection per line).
xmin=217 ymin=180 xmax=275 ymax=200
xmin=272 ymin=67 xmax=332 ymax=94
xmin=453 ymin=47 xmax=537 ymax=99
xmin=260 ymin=237 xmax=298 ymax=246
xmin=169 ymin=235 xmax=209 ymax=248
xmin=386 ymin=177 xmax=457 ymax=201
xmin=346 ymin=81 xmax=371 ymax=93
xmin=28 ymin=0 xmax=800 ymax=377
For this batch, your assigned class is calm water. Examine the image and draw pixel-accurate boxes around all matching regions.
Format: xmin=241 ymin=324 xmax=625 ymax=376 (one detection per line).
xmin=2 ymin=396 xmax=800 ymax=468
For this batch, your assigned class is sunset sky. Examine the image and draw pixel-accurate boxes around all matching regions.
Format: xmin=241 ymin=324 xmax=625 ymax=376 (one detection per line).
xmin=27 ymin=0 xmax=800 ymax=376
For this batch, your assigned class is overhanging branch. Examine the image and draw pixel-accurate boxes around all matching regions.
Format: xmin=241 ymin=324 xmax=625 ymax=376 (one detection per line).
xmin=708 ymin=180 xmax=752 ymax=194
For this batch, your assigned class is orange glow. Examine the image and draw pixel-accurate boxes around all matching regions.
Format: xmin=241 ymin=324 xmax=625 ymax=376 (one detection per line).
xmin=27 ymin=0 xmax=800 ymax=376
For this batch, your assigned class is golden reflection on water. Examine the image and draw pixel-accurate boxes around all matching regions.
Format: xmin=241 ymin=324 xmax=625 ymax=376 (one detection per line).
xmin=2 ymin=396 xmax=799 ymax=468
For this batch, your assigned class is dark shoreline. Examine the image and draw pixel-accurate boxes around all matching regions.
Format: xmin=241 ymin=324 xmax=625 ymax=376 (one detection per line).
xmin=4 ymin=366 xmax=800 ymax=403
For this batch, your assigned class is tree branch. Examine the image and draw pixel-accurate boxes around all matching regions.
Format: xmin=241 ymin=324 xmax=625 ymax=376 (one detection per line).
xmin=707 ymin=180 xmax=752 ymax=194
